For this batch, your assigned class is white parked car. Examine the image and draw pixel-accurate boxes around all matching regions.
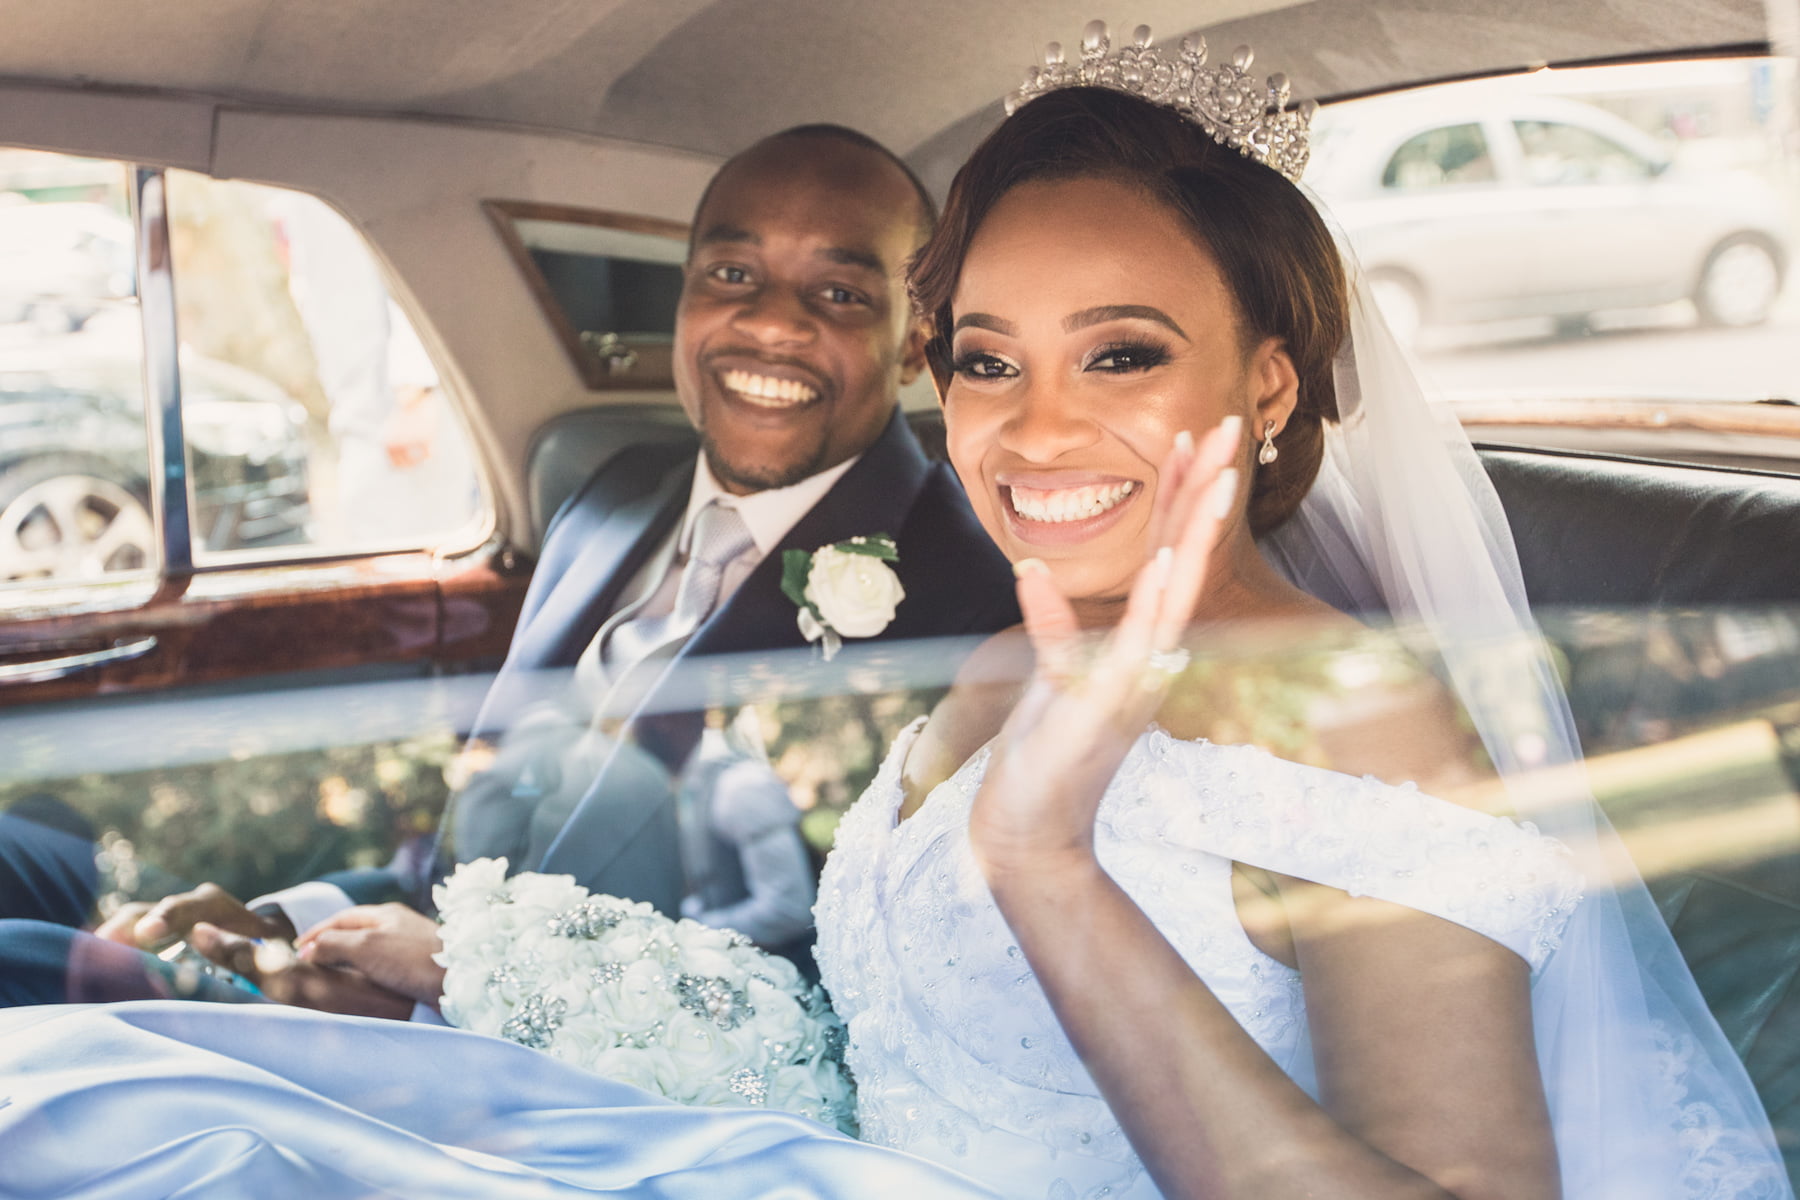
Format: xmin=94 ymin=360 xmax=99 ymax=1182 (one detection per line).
xmin=1308 ymin=88 xmax=1791 ymax=340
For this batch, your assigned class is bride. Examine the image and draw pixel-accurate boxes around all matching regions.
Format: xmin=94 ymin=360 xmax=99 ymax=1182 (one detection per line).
xmin=0 ymin=26 xmax=1788 ymax=1200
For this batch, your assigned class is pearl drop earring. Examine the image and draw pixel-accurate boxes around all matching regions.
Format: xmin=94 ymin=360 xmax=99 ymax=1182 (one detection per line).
xmin=1257 ymin=420 xmax=1279 ymax=465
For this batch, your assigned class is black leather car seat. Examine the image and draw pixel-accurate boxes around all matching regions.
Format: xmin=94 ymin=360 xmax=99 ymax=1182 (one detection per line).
xmin=1480 ymin=447 xmax=1800 ymax=606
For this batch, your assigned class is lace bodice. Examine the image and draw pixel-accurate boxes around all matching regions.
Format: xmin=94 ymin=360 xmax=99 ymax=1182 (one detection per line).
xmin=814 ymin=721 xmax=1584 ymax=1200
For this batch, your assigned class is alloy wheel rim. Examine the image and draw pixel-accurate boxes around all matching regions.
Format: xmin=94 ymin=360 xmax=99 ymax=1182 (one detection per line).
xmin=0 ymin=473 xmax=155 ymax=582
xmin=1701 ymin=243 xmax=1780 ymax=327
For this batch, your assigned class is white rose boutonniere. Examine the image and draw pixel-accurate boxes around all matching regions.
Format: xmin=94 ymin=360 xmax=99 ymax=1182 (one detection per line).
xmin=781 ymin=534 xmax=904 ymax=660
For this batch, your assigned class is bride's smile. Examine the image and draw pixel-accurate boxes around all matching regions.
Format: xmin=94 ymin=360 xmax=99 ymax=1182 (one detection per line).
xmin=1000 ymin=472 xmax=1139 ymax=535
xmin=941 ymin=175 xmax=1300 ymax=623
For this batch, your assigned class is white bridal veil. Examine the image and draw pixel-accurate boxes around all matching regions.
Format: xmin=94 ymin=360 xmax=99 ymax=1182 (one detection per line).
xmin=1262 ymin=238 xmax=1792 ymax=1198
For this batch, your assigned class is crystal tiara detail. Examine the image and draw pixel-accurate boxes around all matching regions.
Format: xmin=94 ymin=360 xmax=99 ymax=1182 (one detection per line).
xmin=1005 ymin=20 xmax=1315 ymax=183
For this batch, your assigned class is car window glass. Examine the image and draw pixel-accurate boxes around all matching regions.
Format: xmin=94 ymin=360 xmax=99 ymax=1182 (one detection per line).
xmin=1514 ymin=120 xmax=1655 ymax=184
xmin=487 ymin=202 xmax=687 ymax=390
xmin=1311 ymin=57 xmax=1799 ymax=472
xmin=0 ymin=150 xmax=150 ymax=588
xmin=1381 ymin=123 xmax=1496 ymax=189
xmin=166 ymin=173 xmax=484 ymax=559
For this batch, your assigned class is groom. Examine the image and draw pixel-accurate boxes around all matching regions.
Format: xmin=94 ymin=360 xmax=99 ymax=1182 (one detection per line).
xmin=0 ymin=124 xmax=1018 ymax=1012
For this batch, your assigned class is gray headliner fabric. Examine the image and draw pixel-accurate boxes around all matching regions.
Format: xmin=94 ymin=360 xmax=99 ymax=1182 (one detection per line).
xmin=0 ymin=0 xmax=1772 ymax=172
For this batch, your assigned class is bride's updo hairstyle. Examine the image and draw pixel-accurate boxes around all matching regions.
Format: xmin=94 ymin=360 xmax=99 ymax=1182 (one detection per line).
xmin=910 ymin=86 xmax=1347 ymax=536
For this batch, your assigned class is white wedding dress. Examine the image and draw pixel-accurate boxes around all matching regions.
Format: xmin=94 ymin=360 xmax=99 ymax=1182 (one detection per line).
xmin=818 ymin=719 xmax=1593 ymax=1200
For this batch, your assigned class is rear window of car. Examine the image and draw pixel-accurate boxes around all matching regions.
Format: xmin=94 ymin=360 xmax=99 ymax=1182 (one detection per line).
xmin=485 ymin=202 xmax=687 ymax=392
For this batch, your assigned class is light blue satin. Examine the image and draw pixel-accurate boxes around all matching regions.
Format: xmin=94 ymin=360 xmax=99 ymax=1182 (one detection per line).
xmin=0 ymin=1002 xmax=998 ymax=1199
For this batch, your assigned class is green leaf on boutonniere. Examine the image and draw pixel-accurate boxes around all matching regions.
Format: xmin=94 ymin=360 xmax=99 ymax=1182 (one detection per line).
xmin=833 ymin=533 xmax=898 ymax=561
xmin=780 ymin=549 xmax=814 ymax=610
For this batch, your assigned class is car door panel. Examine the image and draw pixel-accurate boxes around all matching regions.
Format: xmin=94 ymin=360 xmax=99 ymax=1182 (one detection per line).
xmin=0 ymin=551 xmax=528 ymax=709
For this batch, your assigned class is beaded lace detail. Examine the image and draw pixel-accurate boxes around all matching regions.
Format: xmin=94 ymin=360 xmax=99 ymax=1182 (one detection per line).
xmin=815 ymin=721 xmax=1586 ymax=1198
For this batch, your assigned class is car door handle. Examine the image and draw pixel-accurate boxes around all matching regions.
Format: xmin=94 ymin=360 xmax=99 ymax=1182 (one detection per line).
xmin=0 ymin=635 xmax=159 ymax=684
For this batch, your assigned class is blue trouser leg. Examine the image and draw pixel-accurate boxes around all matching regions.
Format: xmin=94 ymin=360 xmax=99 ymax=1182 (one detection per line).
xmin=0 ymin=920 xmax=267 ymax=1007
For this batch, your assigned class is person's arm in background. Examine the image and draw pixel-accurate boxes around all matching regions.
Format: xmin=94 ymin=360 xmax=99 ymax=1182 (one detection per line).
xmin=682 ymin=760 xmax=815 ymax=947
xmin=381 ymin=297 xmax=441 ymax=468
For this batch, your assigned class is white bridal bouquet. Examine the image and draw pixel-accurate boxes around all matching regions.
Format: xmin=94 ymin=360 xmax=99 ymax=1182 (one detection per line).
xmin=434 ymin=858 xmax=857 ymax=1133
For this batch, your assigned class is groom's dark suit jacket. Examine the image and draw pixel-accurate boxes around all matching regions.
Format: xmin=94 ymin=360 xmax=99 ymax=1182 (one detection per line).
xmin=360 ymin=408 xmax=1018 ymax=917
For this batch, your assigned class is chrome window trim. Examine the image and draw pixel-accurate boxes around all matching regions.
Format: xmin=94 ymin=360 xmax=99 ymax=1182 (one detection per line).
xmin=131 ymin=165 xmax=193 ymax=576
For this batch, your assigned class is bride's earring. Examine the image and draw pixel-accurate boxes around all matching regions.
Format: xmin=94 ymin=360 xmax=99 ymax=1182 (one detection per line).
xmin=1257 ymin=420 xmax=1280 ymax=465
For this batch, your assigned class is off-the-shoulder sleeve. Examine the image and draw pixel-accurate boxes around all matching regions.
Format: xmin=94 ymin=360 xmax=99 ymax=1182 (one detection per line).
xmin=1098 ymin=732 xmax=1585 ymax=973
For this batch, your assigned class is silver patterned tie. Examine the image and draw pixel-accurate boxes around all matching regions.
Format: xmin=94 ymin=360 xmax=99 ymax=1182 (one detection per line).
xmin=601 ymin=499 xmax=755 ymax=685
xmin=668 ymin=499 xmax=755 ymax=638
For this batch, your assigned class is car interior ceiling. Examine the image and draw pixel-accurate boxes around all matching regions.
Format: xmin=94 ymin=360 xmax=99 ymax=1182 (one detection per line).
xmin=1 ymin=0 xmax=1766 ymax=162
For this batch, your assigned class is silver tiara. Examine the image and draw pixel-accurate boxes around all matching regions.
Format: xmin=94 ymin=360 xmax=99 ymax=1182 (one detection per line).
xmin=1005 ymin=21 xmax=1315 ymax=183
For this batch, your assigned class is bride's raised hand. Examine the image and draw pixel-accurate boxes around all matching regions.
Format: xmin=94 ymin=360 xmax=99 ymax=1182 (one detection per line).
xmin=969 ymin=416 xmax=1243 ymax=885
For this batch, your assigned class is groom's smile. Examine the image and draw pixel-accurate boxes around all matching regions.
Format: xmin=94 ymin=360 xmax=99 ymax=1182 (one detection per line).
xmin=703 ymin=352 xmax=831 ymax=426
xmin=717 ymin=366 xmax=821 ymax=410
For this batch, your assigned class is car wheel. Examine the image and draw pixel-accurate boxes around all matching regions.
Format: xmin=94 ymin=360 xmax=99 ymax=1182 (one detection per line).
xmin=1694 ymin=236 xmax=1783 ymax=328
xmin=0 ymin=460 xmax=155 ymax=582
xmin=1367 ymin=272 xmax=1426 ymax=346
